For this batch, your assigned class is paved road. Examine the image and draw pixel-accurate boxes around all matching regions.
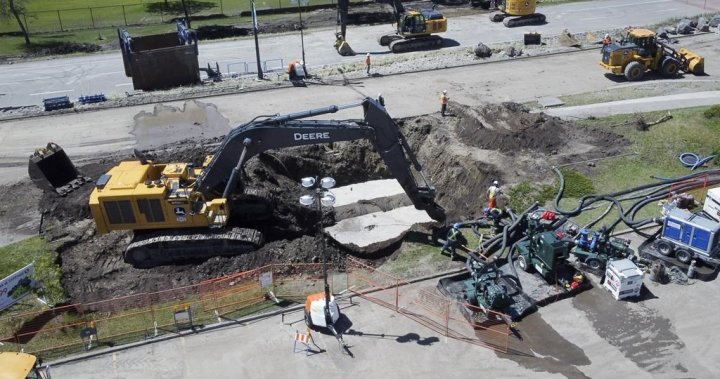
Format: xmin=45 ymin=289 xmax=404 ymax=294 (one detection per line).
xmin=1 ymin=32 xmax=718 ymax=186
xmin=0 ymin=0 xmax=711 ymax=108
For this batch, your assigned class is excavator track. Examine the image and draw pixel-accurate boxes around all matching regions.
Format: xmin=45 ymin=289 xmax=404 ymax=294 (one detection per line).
xmin=389 ymin=35 xmax=443 ymax=53
xmin=125 ymin=227 xmax=264 ymax=267
xmin=502 ymin=13 xmax=546 ymax=27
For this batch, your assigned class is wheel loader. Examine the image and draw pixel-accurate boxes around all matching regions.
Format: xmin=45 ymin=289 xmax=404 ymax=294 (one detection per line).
xmin=599 ymin=28 xmax=705 ymax=81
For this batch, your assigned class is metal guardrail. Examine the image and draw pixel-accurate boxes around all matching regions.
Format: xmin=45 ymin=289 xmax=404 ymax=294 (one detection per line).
xmin=226 ymin=58 xmax=286 ymax=76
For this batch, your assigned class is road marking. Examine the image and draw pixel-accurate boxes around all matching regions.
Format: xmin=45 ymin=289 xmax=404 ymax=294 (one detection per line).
xmin=29 ymin=89 xmax=74 ymax=96
xmin=115 ymin=83 xmax=133 ymax=87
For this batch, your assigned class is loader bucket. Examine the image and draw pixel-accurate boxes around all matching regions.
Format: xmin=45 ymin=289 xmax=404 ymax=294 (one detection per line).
xmin=679 ymin=47 xmax=705 ymax=75
xmin=28 ymin=143 xmax=81 ymax=193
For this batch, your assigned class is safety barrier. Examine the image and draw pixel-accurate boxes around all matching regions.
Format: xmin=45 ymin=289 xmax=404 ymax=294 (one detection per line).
xmin=0 ymin=259 xmax=509 ymax=359
xmin=345 ymin=257 xmax=511 ymax=353
xmin=226 ymin=58 xmax=286 ymax=76
xmin=0 ymin=263 xmax=335 ymax=360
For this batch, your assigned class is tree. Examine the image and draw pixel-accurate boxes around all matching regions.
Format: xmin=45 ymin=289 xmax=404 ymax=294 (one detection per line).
xmin=0 ymin=0 xmax=30 ymax=45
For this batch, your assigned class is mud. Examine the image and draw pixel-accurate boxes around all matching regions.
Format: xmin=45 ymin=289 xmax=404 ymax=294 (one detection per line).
xmin=1 ymin=101 xmax=628 ymax=304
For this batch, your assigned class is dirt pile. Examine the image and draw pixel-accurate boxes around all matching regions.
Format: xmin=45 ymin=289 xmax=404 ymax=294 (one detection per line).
xmin=14 ymin=101 xmax=629 ymax=304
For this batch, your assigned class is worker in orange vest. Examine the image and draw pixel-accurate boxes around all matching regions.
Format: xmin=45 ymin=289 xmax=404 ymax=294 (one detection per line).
xmin=602 ymin=33 xmax=612 ymax=46
xmin=364 ymin=53 xmax=371 ymax=75
xmin=288 ymin=59 xmax=299 ymax=80
xmin=440 ymin=90 xmax=448 ymax=116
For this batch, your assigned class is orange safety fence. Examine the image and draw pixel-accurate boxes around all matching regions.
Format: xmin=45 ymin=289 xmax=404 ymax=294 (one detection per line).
xmin=0 ymin=262 xmax=339 ymax=360
xmin=346 ymin=257 xmax=510 ymax=353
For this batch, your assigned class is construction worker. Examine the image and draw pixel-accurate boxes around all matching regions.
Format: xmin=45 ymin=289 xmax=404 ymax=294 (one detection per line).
xmin=365 ymin=53 xmax=371 ymax=75
xmin=484 ymin=207 xmax=505 ymax=233
xmin=377 ymin=93 xmax=385 ymax=106
xmin=440 ymin=90 xmax=448 ymax=116
xmin=487 ymin=180 xmax=500 ymax=208
xmin=288 ymin=59 xmax=299 ymax=80
xmin=441 ymin=223 xmax=464 ymax=259
xmin=602 ymin=33 xmax=612 ymax=45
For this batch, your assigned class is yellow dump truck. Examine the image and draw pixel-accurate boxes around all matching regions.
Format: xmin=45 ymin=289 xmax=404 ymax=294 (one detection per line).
xmin=599 ymin=28 xmax=704 ymax=81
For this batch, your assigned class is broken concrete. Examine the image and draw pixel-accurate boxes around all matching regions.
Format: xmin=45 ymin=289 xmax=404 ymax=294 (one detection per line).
xmin=326 ymin=205 xmax=434 ymax=253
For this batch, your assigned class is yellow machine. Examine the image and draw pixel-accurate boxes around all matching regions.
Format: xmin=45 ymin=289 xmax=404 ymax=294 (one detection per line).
xmin=476 ymin=0 xmax=545 ymax=27
xmin=335 ymin=0 xmax=447 ymax=55
xmin=0 ymin=352 xmax=51 ymax=379
xmin=599 ymin=28 xmax=705 ymax=81
xmin=37 ymin=98 xmax=446 ymax=267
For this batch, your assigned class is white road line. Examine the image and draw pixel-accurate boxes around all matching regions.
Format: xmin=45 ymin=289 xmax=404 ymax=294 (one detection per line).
xmin=29 ymin=89 xmax=74 ymax=96
xmin=115 ymin=83 xmax=133 ymax=87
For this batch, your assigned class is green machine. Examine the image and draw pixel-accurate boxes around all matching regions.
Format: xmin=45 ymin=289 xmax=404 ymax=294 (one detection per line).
xmin=463 ymin=261 xmax=514 ymax=312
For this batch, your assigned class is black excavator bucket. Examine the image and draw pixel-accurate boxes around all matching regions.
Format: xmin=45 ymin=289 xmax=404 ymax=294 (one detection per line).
xmin=28 ymin=142 xmax=89 ymax=196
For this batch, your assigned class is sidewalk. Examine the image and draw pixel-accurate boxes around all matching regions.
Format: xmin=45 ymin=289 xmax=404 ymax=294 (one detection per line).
xmin=543 ymin=91 xmax=720 ymax=119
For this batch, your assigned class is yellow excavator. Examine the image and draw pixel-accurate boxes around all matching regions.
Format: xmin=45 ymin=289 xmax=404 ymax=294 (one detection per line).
xmin=473 ymin=0 xmax=546 ymax=27
xmin=334 ymin=0 xmax=447 ymax=55
xmin=0 ymin=352 xmax=51 ymax=379
xmin=32 ymin=98 xmax=445 ymax=267
xmin=599 ymin=28 xmax=705 ymax=81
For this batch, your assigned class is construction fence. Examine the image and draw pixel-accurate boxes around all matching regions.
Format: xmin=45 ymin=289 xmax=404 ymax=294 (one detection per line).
xmin=0 ymin=258 xmax=517 ymax=360
xmin=0 ymin=263 xmax=336 ymax=360
xmin=345 ymin=258 xmax=513 ymax=354
xmin=2 ymin=0 xmax=345 ymax=34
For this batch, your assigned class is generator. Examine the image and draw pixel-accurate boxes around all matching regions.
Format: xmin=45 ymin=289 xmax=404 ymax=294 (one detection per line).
xmin=603 ymin=259 xmax=644 ymax=300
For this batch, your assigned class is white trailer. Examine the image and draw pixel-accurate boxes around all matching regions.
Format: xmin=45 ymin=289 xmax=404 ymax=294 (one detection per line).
xmin=703 ymin=187 xmax=720 ymax=222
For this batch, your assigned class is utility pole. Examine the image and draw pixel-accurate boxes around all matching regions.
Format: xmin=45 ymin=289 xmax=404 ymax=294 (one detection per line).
xmin=251 ymin=0 xmax=263 ymax=80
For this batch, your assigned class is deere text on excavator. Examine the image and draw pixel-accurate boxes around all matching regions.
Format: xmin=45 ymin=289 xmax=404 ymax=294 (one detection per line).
xmin=335 ymin=0 xmax=447 ymax=55
xmin=33 ymin=98 xmax=445 ymax=267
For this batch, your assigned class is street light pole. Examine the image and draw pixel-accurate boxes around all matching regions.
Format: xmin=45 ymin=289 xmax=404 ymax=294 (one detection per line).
xmin=251 ymin=0 xmax=263 ymax=80
xmin=300 ymin=176 xmax=336 ymax=326
xmin=316 ymin=187 xmax=332 ymax=325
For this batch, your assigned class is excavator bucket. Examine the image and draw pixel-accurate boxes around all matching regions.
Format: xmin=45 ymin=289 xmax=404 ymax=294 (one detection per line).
xmin=28 ymin=142 xmax=88 ymax=195
xmin=334 ymin=33 xmax=355 ymax=56
xmin=679 ymin=47 xmax=705 ymax=75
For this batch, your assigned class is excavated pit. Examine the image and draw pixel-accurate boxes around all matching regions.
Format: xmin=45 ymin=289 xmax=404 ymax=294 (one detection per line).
xmin=4 ymin=101 xmax=628 ymax=304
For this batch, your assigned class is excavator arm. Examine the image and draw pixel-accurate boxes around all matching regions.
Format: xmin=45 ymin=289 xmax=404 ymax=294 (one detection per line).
xmin=195 ymin=97 xmax=446 ymax=222
xmin=336 ymin=0 xmax=405 ymax=40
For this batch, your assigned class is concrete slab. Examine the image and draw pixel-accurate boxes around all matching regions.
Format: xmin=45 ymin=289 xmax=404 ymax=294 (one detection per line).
xmin=537 ymin=97 xmax=565 ymax=108
xmin=331 ymin=179 xmax=405 ymax=207
xmin=326 ymin=206 xmax=433 ymax=253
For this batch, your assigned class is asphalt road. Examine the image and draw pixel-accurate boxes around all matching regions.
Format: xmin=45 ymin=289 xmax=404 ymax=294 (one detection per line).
xmin=1 ymin=32 xmax=718 ymax=187
xmin=0 ymin=0 xmax=713 ymax=108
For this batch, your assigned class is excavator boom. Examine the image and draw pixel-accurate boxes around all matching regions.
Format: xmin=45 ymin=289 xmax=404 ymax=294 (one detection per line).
xmin=80 ymin=97 xmax=444 ymax=266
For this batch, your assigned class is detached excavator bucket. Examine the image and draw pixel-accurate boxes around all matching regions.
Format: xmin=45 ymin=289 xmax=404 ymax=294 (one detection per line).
xmin=28 ymin=142 xmax=87 ymax=195
xmin=679 ymin=47 xmax=705 ymax=75
xmin=334 ymin=34 xmax=355 ymax=56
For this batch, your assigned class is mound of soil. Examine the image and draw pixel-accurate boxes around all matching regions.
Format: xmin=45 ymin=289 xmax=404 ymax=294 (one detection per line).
xmin=10 ymin=101 xmax=628 ymax=304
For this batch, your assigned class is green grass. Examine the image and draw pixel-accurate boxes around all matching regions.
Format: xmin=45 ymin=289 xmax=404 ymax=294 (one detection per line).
xmin=558 ymin=106 xmax=720 ymax=229
xmin=0 ymin=236 xmax=65 ymax=308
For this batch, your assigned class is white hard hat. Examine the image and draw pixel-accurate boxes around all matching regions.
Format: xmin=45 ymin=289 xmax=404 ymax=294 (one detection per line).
xmin=366 ymin=53 xmax=370 ymax=56
xmin=604 ymin=33 xmax=610 ymax=38
xmin=443 ymin=90 xmax=447 ymax=93
xmin=493 ymin=180 xmax=498 ymax=185
xmin=378 ymin=93 xmax=382 ymax=97
xmin=299 ymin=60 xmax=304 ymax=65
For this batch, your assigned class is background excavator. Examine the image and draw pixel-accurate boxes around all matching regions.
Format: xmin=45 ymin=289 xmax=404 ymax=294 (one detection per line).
xmin=32 ymin=98 xmax=445 ymax=267
xmin=335 ymin=0 xmax=447 ymax=55
xmin=472 ymin=0 xmax=546 ymax=27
